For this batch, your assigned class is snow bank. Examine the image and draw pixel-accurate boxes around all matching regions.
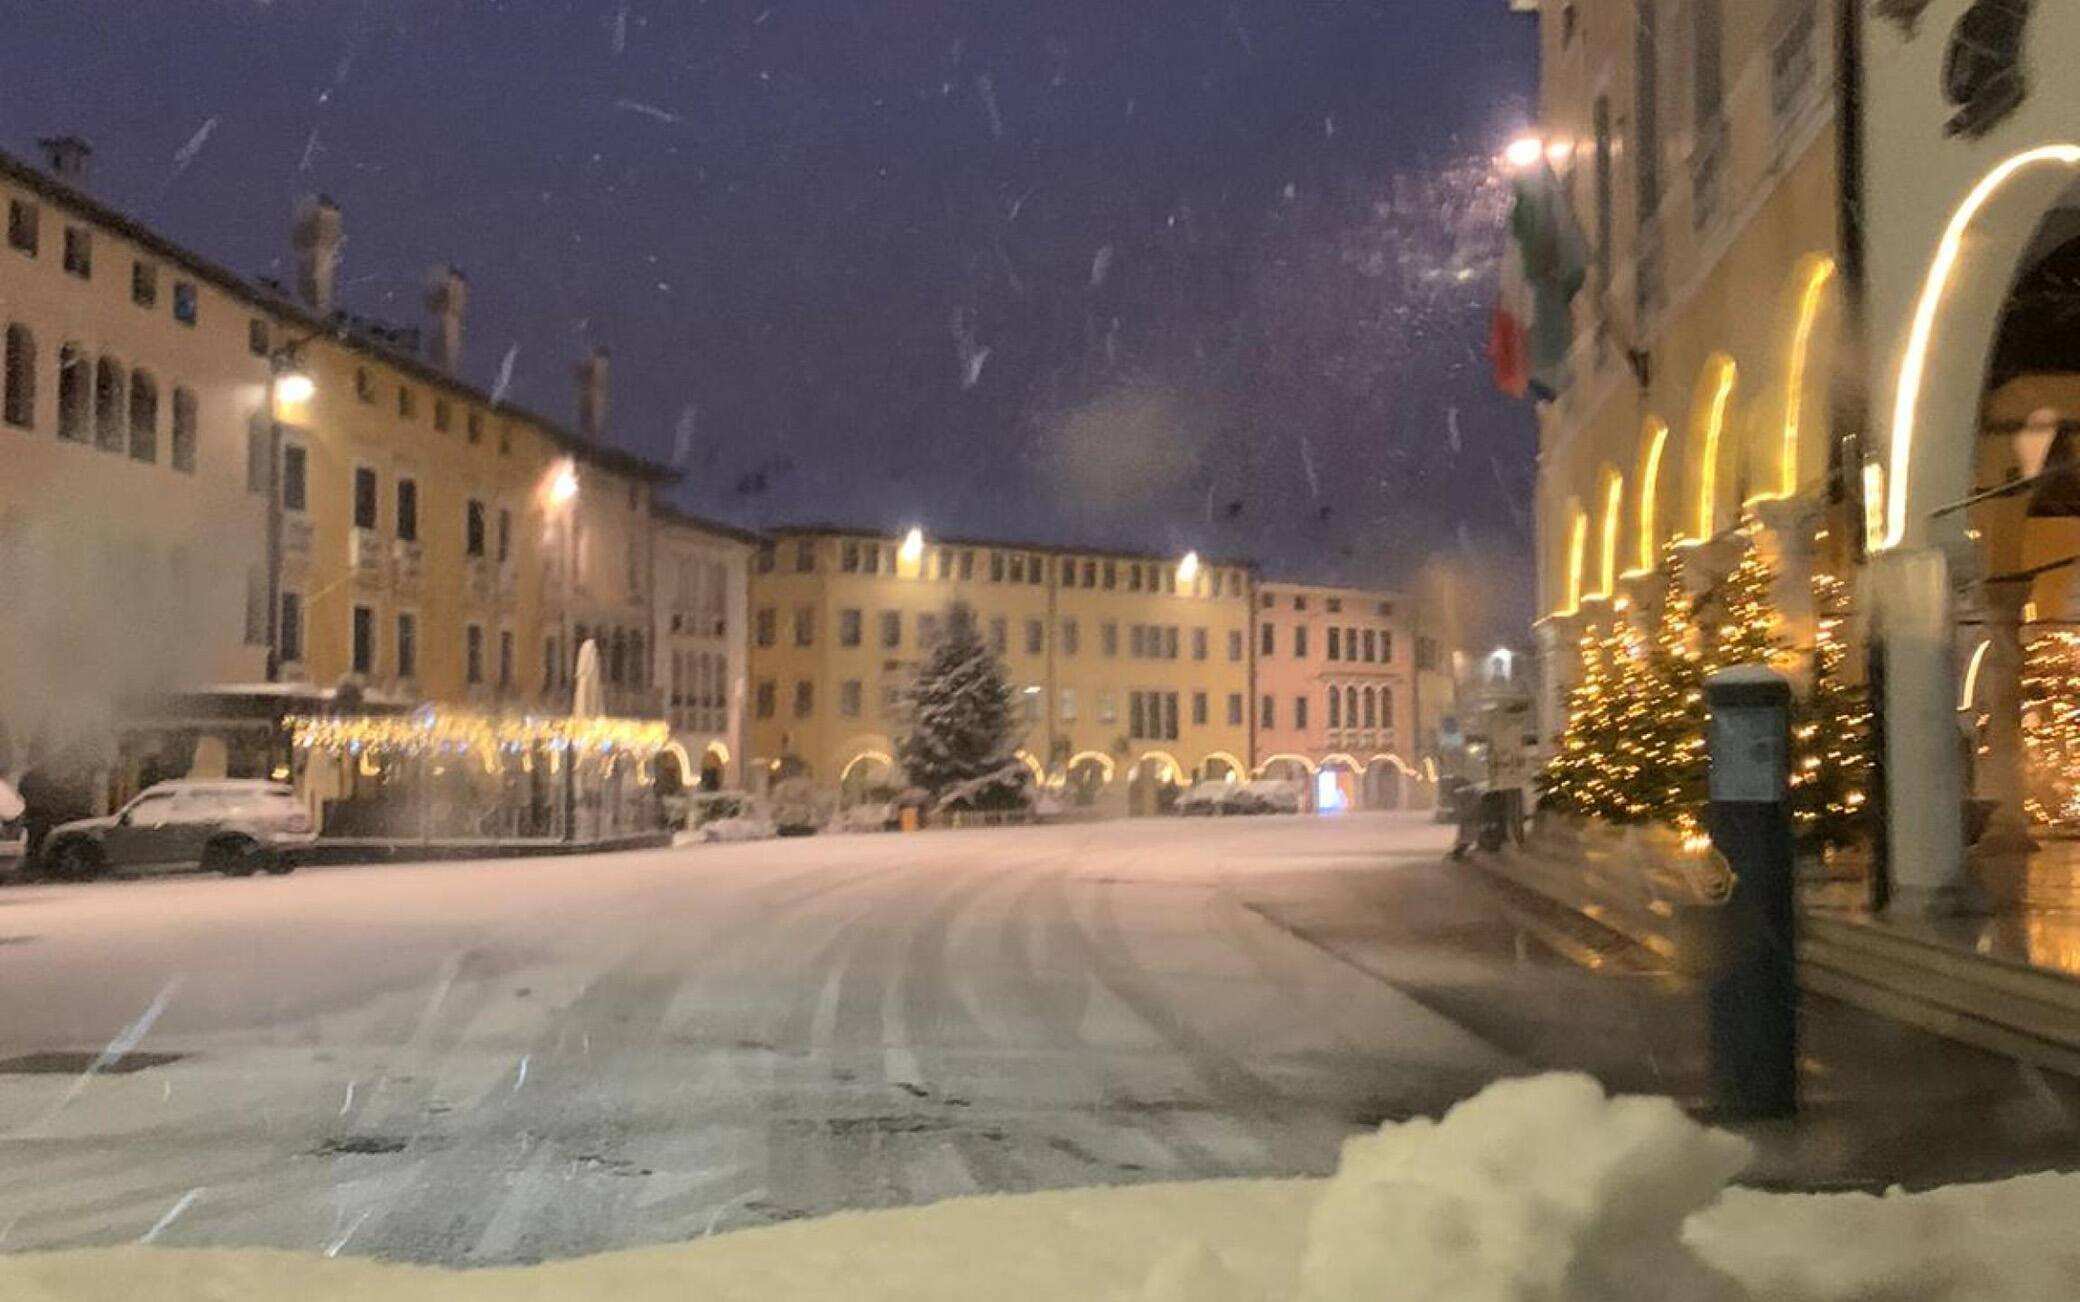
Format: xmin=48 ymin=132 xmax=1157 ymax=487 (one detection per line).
xmin=4 ymin=1074 xmax=2075 ymax=1301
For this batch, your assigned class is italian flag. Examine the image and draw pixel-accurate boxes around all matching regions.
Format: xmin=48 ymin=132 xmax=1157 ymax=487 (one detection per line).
xmin=1491 ymin=159 xmax=1588 ymax=402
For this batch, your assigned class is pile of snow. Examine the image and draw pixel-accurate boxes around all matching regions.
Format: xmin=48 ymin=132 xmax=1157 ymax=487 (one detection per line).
xmin=4 ymin=1074 xmax=2075 ymax=1301
xmin=680 ymin=815 xmax=774 ymax=845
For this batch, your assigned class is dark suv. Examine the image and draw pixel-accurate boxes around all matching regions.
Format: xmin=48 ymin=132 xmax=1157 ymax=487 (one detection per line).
xmin=41 ymin=780 xmax=317 ymax=880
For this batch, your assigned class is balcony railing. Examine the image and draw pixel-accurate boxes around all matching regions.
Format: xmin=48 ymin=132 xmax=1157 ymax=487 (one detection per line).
xmin=349 ymin=528 xmax=387 ymax=589
xmin=392 ymin=540 xmax=424 ymax=596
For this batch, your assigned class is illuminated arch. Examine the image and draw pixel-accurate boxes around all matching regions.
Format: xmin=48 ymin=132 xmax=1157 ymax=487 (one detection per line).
xmin=840 ymin=749 xmax=896 ymax=783
xmin=1556 ymin=502 xmax=1589 ymax=617
xmin=1751 ymin=256 xmax=1837 ymax=505
xmin=1628 ymin=417 xmax=1671 ymax=576
xmin=1367 ymin=753 xmax=1419 ymax=778
xmin=1013 ymin=750 xmax=1045 ymax=779
xmin=1882 ymin=145 xmax=2080 ymax=551
xmin=1256 ymin=752 xmax=1320 ymax=777
xmin=1066 ymin=750 xmax=1116 ymax=783
xmin=1199 ymin=750 xmax=1246 ymax=781
xmin=661 ymin=739 xmax=695 ymax=781
xmin=1959 ymin=639 xmax=1992 ymax=713
xmin=1318 ymin=752 xmax=1369 ymax=774
xmin=1691 ymin=355 xmax=1739 ymax=542
xmin=1593 ymin=466 xmax=1624 ymax=600
xmin=701 ymin=739 xmax=731 ymax=767
xmin=1129 ymin=750 xmax=1183 ymax=783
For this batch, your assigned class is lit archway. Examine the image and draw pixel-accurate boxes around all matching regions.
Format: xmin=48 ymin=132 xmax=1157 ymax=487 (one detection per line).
xmin=1628 ymin=417 xmax=1670 ymax=577
xmin=1594 ymin=466 xmax=1624 ymax=599
xmin=1691 ymin=355 xmax=1739 ymax=542
xmin=1200 ymin=750 xmax=1245 ymax=782
xmin=1751 ymin=256 xmax=1837 ymax=505
xmin=1555 ymin=501 xmax=1589 ymax=617
xmin=1255 ymin=752 xmax=1320 ymax=777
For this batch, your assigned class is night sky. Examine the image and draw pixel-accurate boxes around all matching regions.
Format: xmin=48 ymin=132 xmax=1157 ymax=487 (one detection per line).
xmin=0 ymin=0 xmax=1538 ymax=634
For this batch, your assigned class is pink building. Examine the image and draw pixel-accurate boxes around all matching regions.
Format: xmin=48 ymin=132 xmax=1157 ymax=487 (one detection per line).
xmin=1251 ymin=581 xmax=1422 ymax=810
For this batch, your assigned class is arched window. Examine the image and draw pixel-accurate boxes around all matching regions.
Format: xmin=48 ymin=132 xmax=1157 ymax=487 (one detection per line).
xmin=94 ymin=355 xmax=126 ymax=451
xmin=1363 ymin=686 xmax=1377 ymax=729
xmin=57 ymin=342 xmax=87 ymax=441
xmin=4 ymin=324 xmax=34 ymax=428
xmin=170 ymin=386 xmax=197 ymax=472
xmin=1380 ymin=689 xmax=1394 ymax=729
xmin=128 ymin=368 xmax=158 ymax=463
xmin=1345 ymin=686 xmax=1359 ymax=731
xmin=1328 ymin=685 xmax=1342 ymax=728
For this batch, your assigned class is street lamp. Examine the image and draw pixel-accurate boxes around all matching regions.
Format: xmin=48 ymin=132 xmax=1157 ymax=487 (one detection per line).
xmin=549 ymin=461 xmax=580 ymax=507
xmin=1503 ymin=135 xmax=1545 ymax=171
xmin=545 ymin=459 xmax=580 ymax=706
xmin=1177 ymin=550 xmax=1201 ymax=586
xmin=262 ymin=345 xmax=319 ymax=683
xmin=899 ymin=526 xmax=925 ymax=567
xmin=274 ymin=370 xmax=315 ymax=406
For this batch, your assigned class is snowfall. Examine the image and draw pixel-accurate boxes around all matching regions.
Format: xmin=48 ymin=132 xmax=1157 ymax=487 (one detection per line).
xmin=3 ymin=1073 xmax=2073 ymax=1301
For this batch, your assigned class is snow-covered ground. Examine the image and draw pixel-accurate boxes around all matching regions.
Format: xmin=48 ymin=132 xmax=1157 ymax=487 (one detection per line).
xmin=3 ymin=1073 xmax=2073 ymax=1301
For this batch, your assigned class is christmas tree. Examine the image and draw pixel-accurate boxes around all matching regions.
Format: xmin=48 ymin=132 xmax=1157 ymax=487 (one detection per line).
xmin=2022 ymin=630 xmax=2080 ymax=828
xmin=899 ymin=601 xmax=1028 ymax=809
xmin=1791 ymin=571 xmax=1871 ymax=851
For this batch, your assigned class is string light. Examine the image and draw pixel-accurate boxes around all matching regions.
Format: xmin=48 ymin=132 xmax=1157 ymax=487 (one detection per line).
xmin=2022 ymin=631 xmax=2080 ymax=827
xmin=287 ymin=710 xmax=670 ymax=763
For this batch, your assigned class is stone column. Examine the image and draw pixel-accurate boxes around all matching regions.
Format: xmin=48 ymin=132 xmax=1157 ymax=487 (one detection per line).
xmin=1870 ymin=547 xmax=1972 ymax=915
xmin=1971 ymin=577 xmax=2035 ymax=856
xmin=1754 ymin=497 xmax=1824 ymax=689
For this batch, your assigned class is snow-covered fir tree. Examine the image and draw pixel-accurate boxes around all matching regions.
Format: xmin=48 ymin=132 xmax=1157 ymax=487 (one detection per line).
xmin=900 ymin=602 xmax=1028 ymax=809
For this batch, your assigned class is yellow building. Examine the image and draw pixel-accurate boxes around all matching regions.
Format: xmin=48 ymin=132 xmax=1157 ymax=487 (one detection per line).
xmin=747 ymin=526 xmax=1255 ymax=814
xmin=1525 ymin=0 xmax=1844 ymax=740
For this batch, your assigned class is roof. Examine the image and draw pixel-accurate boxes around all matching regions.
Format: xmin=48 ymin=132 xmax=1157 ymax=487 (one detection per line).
xmin=1255 ymin=577 xmax=1408 ymax=603
xmin=653 ymin=502 xmax=765 ymax=547
xmin=764 ymin=521 xmax=1257 ymax=572
xmin=0 ymin=148 xmax=676 ymax=485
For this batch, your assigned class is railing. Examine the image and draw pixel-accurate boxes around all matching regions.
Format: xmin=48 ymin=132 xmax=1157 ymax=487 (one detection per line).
xmin=392 ymin=539 xmax=424 ymax=595
xmin=349 ymin=528 xmax=387 ymax=588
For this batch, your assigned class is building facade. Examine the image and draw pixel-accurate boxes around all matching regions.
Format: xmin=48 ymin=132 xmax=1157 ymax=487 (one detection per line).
xmin=1251 ymin=581 xmax=1421 ymax=809
xmin=0 ymin=141 xmax=272 ymax=773
xmin=654 ymin=505 xmax=757 ymax=792
xmin=746 ymin=527 xmax=1256 ymax=814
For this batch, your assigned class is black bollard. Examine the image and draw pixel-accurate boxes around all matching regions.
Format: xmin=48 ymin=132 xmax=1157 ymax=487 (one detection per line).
xmin=1704 ymin=665 xmax=1798 ymax=1121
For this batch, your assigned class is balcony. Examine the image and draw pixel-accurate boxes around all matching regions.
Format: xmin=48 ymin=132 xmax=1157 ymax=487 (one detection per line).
xmin=282 ymin=515 xmax=314 ymax=578
xmin=392 ymin=540 xmax=424 ymax=596
xmin=467 ymin=557 xmax=497 ymax=605
xmin=349 ymin=528 xmax=387 ymax=590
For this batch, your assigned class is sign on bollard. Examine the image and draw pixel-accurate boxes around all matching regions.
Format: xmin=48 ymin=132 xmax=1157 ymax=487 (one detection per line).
xmin=1704 ymin=665 xmax=1798 ymax=1120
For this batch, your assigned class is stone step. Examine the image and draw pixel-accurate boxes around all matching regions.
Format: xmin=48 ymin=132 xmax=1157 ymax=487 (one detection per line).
xmin=1801 ymin=912 xmax=2080 ymax=1016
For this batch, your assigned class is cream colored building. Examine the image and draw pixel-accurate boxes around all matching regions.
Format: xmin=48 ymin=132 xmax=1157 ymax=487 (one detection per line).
xmin=1250 ymin=581 xmax=1426 ymax=809
xmin=654 ymin=505 xmax=757 ymax=791
xmin=0 ymin=140 xmax=271 ymax=770
xmin=747 ymin=527 xmax=1255 ymax=814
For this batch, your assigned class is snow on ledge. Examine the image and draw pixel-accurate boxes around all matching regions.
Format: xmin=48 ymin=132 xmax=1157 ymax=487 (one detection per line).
xmin=2 ymin=1074 xmax=2074 ymax=1301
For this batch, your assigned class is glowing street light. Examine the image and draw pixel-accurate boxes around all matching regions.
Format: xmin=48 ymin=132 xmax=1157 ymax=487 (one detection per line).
xmin=1177 ymin=550 xmax=1201 ymax=585
xmin=549 ymin=460 xmax=580 ymax=507
xmin=1503 ymin=135 xmax=1545 ymax=171
xmin=899 ymin=526 xmax=925 ymax=566
xmin=275 ymin=370 xmax=315 ymax=404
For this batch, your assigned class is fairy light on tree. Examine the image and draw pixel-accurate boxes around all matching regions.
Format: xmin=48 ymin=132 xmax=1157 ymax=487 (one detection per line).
xmin=2022 ymin=630 xmax=2080 ymax=828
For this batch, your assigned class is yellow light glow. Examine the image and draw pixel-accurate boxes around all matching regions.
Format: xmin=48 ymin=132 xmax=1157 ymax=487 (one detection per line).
xmin=1629 ymin=418 xmax=1671 ymax=575
xmin=1959 ymin=638 xmax=1992 ymax=712
xmin=1368 ymin=753 xmax=1419 ymax=777
xmin=1319 ymin=752 xmax=1369 ymax=775
xmin=1201 ymin=749 xmax=1245 ymax=779
xmin=1423 ymin=756 xmax=1439 ymax=783
xmin=1177 ymin=551 xmax=1202 ymax=586
xmin=1883 ymin=145 xmax=2080 ymax=551
xmin=2025 ymin=600 xmax=2039 ymax=624
xmin=1596 ymin=471 xmax=1624 ymax=599
xmin=548 ymin=460 xmax=580 ymax=508
xmin=1504 ymin=135 xmax=1544 ymax=170
xmin=1066 ymin=750 xmax=1117 ymax=782
xmin=275 ymin=371 xmax=315 ymax=404
xmin=1696 ymin=357 xmax=1738 ymax=541
xmin=1557 ymin=507 xmax=1589 ymax=617
xmin=841 ymin=749 xmax=896 ymax=782
xmin=1861 ymin=459 xmax=1886 ymax=552
xmin=899 ymin=527 xmax=925 ymax=566
xmin=1773 ymin=259 xmax=1836 ymax=502
xmin=1256 ymin=752 xmax=1321 ymax=777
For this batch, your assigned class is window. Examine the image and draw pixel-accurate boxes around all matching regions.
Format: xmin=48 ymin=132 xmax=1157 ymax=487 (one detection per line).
xmin=1328 ymin=627 xmax=1341 ymax=661
xmin=172 ymin=281 xmax=197 ymax=325
xmin=351 ymin=604 xmax=376 ymax=675
xmin=465 ymin=498 xmax=487 ymax=556
xmin=397 ymin=386 xmax=416 ymax=419
xmin=93 ymin=355 xmax=125 ymax=451
xmin=1061 ymin=618 xmax=1080 ymax=655
xmin=990 ymin=551 xmax=1005 ymax=582
xmin=1363 ymin=629 xmax=1377 ymax=663
xmin=1128 ymin=564 xmax=1142 ymax=592
xmin=397 ymin=612 xmax=418 ymax=680
xmin=244 ymin=568 xmax=267 ymax=646
xmin=1593 ymin=94 xmax=1613 ymax=340
xmin=279 ymin=591 xmax=304 ymax=663
xmin=1377 ymin=601 xmax=1392 ymax=617
xmin=1098 ymin=690 xmax=1118 ymax=724
xmin=1380 ymin=689 xmax=1394 ymax=728
xmin=842 ymin=540 xmax=861 ymax=572
xmin=839 ymin=608 xmax=863 ymax=647
xmin=431 ymin=397 xmax=452 ymax=432
xmin=1299 ymin=596 xmax=1313 ymax=612
xmin=57 ymin=343 xmax=87 ymax=440
xmin=1294 ymin=625 xmax=1308 ymax=658
xmin=1380 ymin=631 xmax=1393 ymax=663
xmin=1059 ymin=688 xmax=1077 ymax=721
xmin=1082 ymin=559 xmax=1097 ymax=587
xmin=466 ymin=409 xmax=484 ymax=443
xmin=1129 ymin=692 xmax=1147 ymax=739
xmin=883 ymin=610 xmax=903 ymax=650
xmin=1346 ymin=686 xmax=1359 ymax=731
xmin=1770 ymin=0 xmax=1820 ymax=131
xmin=1260 ymin=695 xmax=1275 ymax=729
xmin=990 ymin=616 xmax=1008 ymax=653
xmin=170 ymin=384 xmax=198 ymax=472
xmin=1129 ymin=625 xmax=1146 ymax=658
xmin=1361 ymin=688 xmax=1376 ymax=729
xmin=1328 ymin=687 xmax=1341 ymax=728
xmin=1260 ymin=592 xmax=1274 ymax=609
xmin=249 ymin=318 xmax=270 ymax=356
xmin=396 ymin=478 xmax=419 ymax=542
xmin=62 ymin=226 xmax=90 ymax=278
xmin=1102 ymin=621 xmax=1119 ymax=657
xmin=793 ymin=680 xmax=814 ymax=718
xmin=755 ymin=679 xmax=776 ymax=719
xmin=840 ymin=679 xmax=863 ymax=717
xmin=1025 ymin=618 xmax=1043 ymax=655
xmin=6 ymin=199 xmax=37 ymax=254
xmin=466 ymin=624 xmax=485 ymax=685
xmin=498 ymin=508 xmax=512 ymax=564
xmin=1294 ymin=696 xmax=1309 ymax=730
xmin=793 ymin=605 xmax=815 ymax=646
xmin=755 ymin=606 xmax=776 ymax=647
xmin=1691 ymin=0 xmax=1726 ymax=227
xmin=4 ymin=324 xmax=34 ymax=427
xmin=1008 ymin=553 xmax=1025 ymax=583
xmin=1028 ymin=554 xmax=1044 ymax=585
xmin=1022 ymin=686 xmax=1042 ymax=723
xmin=1226 ymin=693 xmax=1243 ymax=726
xmin=354 ymin=368 xmax=375 ymax=403
xmin=918 ymin=611 xmax=940 ymax=646
xmin=864 ymin=543 xmax=882 ymax=575
xmin=1102 ymin=560 xmax=1116 ymax=589
xmin=791 ymin=538 xmax=817 ymax=573
xmin=755 ymin=543 xmax=776 ymax=574
xmin=498 ymin=630 xmax=515 ymax=690
xmin=1324 ymin=598 xmax=1339 ymax=613
xmin=959 ymin=549 xmax=975 ymax=580
xmin=1163 ymin=626 xmax=1179 ymax=659
xmin=353 ymin=466 xmax=379 ymax=530
xmin=1192 ymin=627 xmax=1207 ymax=661
xmin=1183 ymin=690 xmax=1202 ymax=726
xmin=1261 ymin=622 xmax=1275 ymax=656
xmin=281 ymin=443 xmax=308 ymax=510
xmin=127 ymin=369 xmax=157 ymax=462
xmin=1228 ymin=629 xmax=1243 ymax=661
xmin=133 ymin=261 xmax=159 ymax=307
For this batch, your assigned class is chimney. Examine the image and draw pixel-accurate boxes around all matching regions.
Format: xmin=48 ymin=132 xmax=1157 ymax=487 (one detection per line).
xmin=424 ymin=265 xmax=469 ymax=372
xmin=37 ymin=135 xmax=92 ymax=185
xmin=576 ymin=347 xmax=610 ymax=440
xmin=291 ymin=196 xmax=344 ymax=315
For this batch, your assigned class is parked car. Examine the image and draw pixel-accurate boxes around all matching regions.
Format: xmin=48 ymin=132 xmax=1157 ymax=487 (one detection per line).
xmin=1242 ymin=779 xmax=1305 ymax=815
xmin=1178 ymin=780 xmax=1256 ymax=816
xmin=0 ymin=778 xmax=24 ymax=878
xmin=40 ymin=780 xmax=316 ymax=880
